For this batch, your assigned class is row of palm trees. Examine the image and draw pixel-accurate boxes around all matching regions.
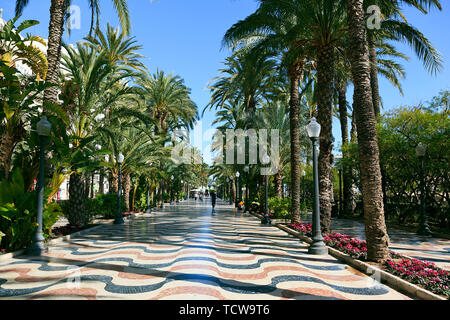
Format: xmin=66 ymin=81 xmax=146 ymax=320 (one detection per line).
xmin=208 ymin=0 xmax=442 ymax=263
xmin=1 ymin=7 xmax=202 ymax=227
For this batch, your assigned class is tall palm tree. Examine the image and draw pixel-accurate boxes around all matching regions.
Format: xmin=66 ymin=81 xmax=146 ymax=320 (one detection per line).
xmin=59 ymin=41 xmax=137 ymax=226
xmin=83 ymin=23 xmax=147 ymax=72
xmin=255 ymin=100 xmax=295 ymax=198
xmin=345 ymin=0 xmax=390 ymax=263
xmin=15 ymin=0 xmax=131 ymax=105
xmin=205 ymin=49 xmax=280 ymax=122
xmin=223 ymin=0 xmax=315 ymax=224
xmin=137 ymin=70 xmax=198 ymax=134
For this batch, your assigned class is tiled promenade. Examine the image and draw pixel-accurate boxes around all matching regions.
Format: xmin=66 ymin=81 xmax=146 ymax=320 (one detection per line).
xmin=0 ymin=199 xmax=410 ymax=300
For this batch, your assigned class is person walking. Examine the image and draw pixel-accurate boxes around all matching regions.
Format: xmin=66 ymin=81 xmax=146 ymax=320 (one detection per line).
xmin=211 ymin=191 xmax=217 ymax=214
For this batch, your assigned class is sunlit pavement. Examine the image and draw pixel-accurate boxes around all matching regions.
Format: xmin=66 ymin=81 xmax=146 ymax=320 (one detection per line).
xmin=0 ymin=199 xmax=410 ymax=300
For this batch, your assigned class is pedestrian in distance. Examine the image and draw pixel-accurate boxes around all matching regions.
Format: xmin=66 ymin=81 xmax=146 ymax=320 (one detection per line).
xmin=211 ymin=191 xmax=217 ymax=214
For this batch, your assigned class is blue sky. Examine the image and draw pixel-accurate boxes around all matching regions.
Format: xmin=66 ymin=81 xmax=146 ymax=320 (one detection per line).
xmin=1 ymin=0 xmax=449 ymax=163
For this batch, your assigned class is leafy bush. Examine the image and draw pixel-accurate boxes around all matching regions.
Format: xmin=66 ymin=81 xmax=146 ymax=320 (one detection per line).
xmin=268 ymin=197 xmax=291 ymax=219
xmin=0 ymin=169 xmax=63 ymax=252
xmin=90 ymin=193 xmax=126 ymax=219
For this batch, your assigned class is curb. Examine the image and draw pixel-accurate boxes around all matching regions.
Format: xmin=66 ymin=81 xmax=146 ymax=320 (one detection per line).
xmin=0 ymin=211 xmax=147 ymax=262
xmin=248 ymin=211 xmax=446 ymax=301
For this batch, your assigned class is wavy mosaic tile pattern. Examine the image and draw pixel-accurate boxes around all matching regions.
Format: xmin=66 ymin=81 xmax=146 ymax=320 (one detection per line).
xmin=0 ymin=200 xmax=410 ymax=300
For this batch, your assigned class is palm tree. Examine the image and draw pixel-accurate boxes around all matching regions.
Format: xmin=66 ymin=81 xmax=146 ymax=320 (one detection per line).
xmin=137 ymin=70 xmax=198 ymax=134
xmin=0 ymin=17 xmax=48 ymax=80
xmin=345 ymin=0 xmax=390 ymax=262
xmin=0 ymin=18 xmax=54 ymax=179
xmin=59 ymin=41 xmax=138 ymax=226
xmin=255 ymin=100 xmax=296 ymax=198
xmin=15 ymin=0 xmax=131 ymax=105
xmin=223 ymin=0 xmax=316 ymax=224
xmin=205 ymin=49 xmax=280 ymax=122
xmin=83 ymin=23 xmax=147 ymax=72
xmin=367 ymin=0 xmax=442 ymax=117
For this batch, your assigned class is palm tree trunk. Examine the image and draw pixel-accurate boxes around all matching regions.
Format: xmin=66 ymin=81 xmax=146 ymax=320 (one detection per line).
xmin=368 ymin=34 xmax=381 ymax=118
xmin=99 ymin=172 xmax=105 ymax=194
xmin=110 ymin=170 xmax=118 ymax=193
xmin=123 ymin=172 xmax=131 ymax=211
xmin=68 ymin=173 xmax=87 ymax=226
xmin=337 ymin=79 xmax=355 ymax=216
xmin=44 ymin=0 xmax=67 ymax=104
xmin=0 ymin=131 xmax=15 ymax=180
xmin=350 ymin=108 xmax=358 ymax=142
xmin=346 ymin=0 xmax=390 ymax=263
xmin=275 ymin=170 xmax=283 ymax=198
xmin=288 ymin=60 xmax=304 ymax=224
xmin=317 ymin=46 xmax=335 ymax=234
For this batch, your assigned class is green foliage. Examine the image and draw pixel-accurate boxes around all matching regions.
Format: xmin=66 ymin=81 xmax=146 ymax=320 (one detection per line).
xmin=268 ymin=197 xmax=291 ymax=219
xmin=89 ymin=193 xmax=126 ymax=219
xmin=0 ymin=169 xmax=63 ymax=251
xmin=343 ymin=91 xmax=449 ymax=229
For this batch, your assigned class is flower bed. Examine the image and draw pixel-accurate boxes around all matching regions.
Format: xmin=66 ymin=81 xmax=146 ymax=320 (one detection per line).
xmin=286 ymin=222 xmax=450 ymax=298
xmin=385 ymin=258 xmax=449 ymax=297
xmin=51 ymin=225 xmax=86 ymax=238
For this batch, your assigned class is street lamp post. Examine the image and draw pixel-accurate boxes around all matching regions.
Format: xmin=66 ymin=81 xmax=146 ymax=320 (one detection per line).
xmin=301 ymin=169 xmax=306 ymax=214
xmin=180 ymin=180 xmax=184 ymax=202
xmin=261 ymin=154 xmax=271 ymax=225
xmin=307 ymin=118 xmax=327 ymax=255
xmin=244 ymin=166 xmax=250 ymax=213
xmin=416 ymin=143 xmax=432 ymax=236
xmin=338 ymin=164 xmax=343 ymax=218
xmin=114 ymin=153 xmax=125 ymax=225
xmin=26 ymin=115 xmax=51 ymax=255
xmin=236 ymin=171 xmax=240 ymax=210
xmin=229 ymin=176 xmax=234 ymax=205
xmin=170 ymin=175 xmax=175 ymax=205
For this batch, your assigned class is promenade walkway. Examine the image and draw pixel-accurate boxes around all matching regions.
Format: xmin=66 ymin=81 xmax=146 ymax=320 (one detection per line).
xmin=0 ymin=199 xmax=410 ymax=300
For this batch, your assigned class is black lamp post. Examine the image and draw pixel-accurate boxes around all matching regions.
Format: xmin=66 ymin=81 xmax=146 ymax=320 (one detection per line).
xmin=244 ymin=165 xmax=250 ymax=213
xmin=261 ymin=154 xmax=271 ymax=225
xmin=236 ymin=171 xmax=241 ymax=210
xmin=338 ymin=163 xmax=343 ymax=218
xmin=229 ymin=176 xmax=234 ymax=205
xmin=26 ymin=115 xmax=51 ymax=256
xmin=301 ymin=169 xmax=306 ymax=214
xmin=180 ymin=180 xmax=184 ymax=202
xmin=114 ymin=153 xmax=125 ymax=225
xmin=170 ymin=175 xmax=175 ymax=205
xmin=416 ymin=143 xmax=432 ymax=236
xmin=307 ymin=118 xmax=327 ymax=255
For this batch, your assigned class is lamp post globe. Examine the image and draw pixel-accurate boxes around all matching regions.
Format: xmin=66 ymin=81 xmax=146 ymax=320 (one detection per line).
xmin=115 ymin=153 xmax=125 ymax=225
xmin=416 ymin=143 xmax=432 ymax=236
xmin=307 ymin=118 xmax=327 ymax=255
xmin=27 ymin=115 xmax=51 ymax=256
